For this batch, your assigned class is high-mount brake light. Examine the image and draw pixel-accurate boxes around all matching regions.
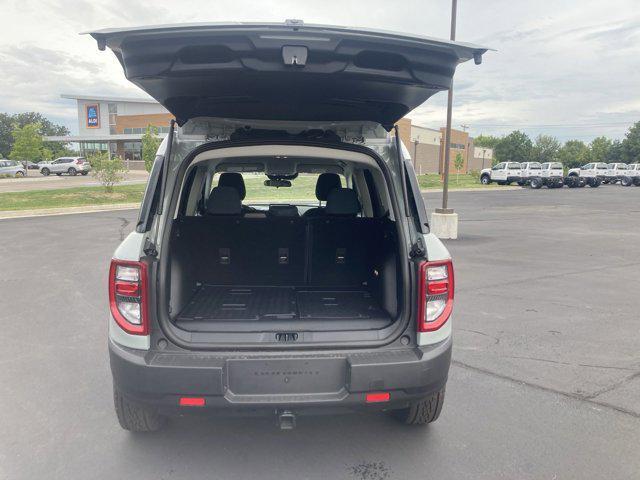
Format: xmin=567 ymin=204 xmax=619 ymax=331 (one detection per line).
xmin=109 ymin=260 xmax=148 ymax=335
xmin=417 ymin=260 xmax=454 ymax=332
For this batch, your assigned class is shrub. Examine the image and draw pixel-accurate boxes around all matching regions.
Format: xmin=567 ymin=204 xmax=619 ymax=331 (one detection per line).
xmin=89 ymin=152 xmax=128 ymax=192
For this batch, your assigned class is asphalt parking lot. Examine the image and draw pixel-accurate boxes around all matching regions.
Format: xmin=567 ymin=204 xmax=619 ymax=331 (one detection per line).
xmin=1 ymin=186 xmax=639 ymax=479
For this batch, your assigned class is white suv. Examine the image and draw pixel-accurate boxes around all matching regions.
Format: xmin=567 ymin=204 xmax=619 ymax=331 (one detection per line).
xmin=39 ymin=157 xmax=91 ymax=176
xmin=628 ymin=164 xmax=640 ymax=186
xmin=480 ymin=162 xmax=522 ymax=185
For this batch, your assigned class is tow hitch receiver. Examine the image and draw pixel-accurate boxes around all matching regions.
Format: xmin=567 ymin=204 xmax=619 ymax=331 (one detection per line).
xmin=277 ymin=410 xmax=296 ymax=430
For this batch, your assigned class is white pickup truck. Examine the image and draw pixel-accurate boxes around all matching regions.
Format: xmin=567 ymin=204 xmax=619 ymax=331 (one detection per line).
xmin=603 ymin=163 xmax=634 ymax=186
xmin=480 ymin=162 xmax=522 ymax=185
xmin=566 ymin=162 xmax=607 ymax=187
xmin=518 ymin=161 xmax=564 ymax=188
xmin=628 ymin=164 xmax=640 ymax=186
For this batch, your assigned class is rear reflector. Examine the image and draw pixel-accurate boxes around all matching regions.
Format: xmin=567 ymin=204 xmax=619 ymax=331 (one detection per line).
xmin=179 ymin=397 xmax=206 ymax=407
xmin=365 ymin=392 xmax=390 ymax=403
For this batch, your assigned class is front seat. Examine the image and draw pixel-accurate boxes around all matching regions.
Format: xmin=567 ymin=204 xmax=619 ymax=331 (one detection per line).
xmin=303 ymin=173 xmax=342 ymax=217
xmin=325 ymin=188 xmax=361 ymax=217
xmin=218 ymin=172 xmax=256 ymax=213
xmin=206 ymin=186 xmax=242 ymax=216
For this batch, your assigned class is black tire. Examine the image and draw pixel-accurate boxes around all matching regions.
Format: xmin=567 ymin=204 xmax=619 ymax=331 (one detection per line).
xmin=392 ymin=387 xmax=446 ymax=425
xmin=81 ymin=171 xmax=88 ymax=176
xmin=68 ymin=167 xmax=77 ymax=176
xmin=41 ymin=168 xmax=50 ymax=176
xmin=517 ymin=180 xmax=526 ymax=186
xmin=15 ymin=171 xmax=25 ymax=177
xmin=633 ymin=178 xmax=640 ymax=186
xmin=530 ymin=177 xmax=543 ymax=189
xmin=620 ymin=176 xmax=632 ymax=187
xmin=113 ymin=387 xmax=166 ymax=432
xmin=480 ymin=175 xmax=491 ymax=185
xmin=588 ymin=178 xmax=601 ymax=188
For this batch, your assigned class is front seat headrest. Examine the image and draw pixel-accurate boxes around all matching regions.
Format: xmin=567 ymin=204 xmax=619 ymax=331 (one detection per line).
xmin=325 ymin=188 xmax=361 ymax=216
xmin=206 ymin=186 xmax=242 ymax=215
xmin=218 ymin=172 xmax=246 ymax=200
xmin=315 ymin=173 xmax=342 ymax=201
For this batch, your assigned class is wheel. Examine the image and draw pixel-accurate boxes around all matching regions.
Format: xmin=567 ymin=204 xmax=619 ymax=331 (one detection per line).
xmin=392 ymin=387 xmax=446 ymax=425
xmin=68 ymin=167 xmax=77 ymax=176
xmin=621 ymin=176 xmax=632 ymax=187
xmin=81 ymin=171 xmax=88 ymax=176
xmin=480 ymin=175 xmax=491 ymax=185
xmin=530 ymin=177 xmax=543 ymax=189
xmin=41 ymin=168 xmax=50 ymax=176
xmin=15 ymin=171 xmax=25 ymax=177
xmin=113 ymin=387 xmax=166 ymax=432
xmin=588 ymin=178 xmax=601 ymax=187
xmin=633 ymin=178 xmax=640 ymax=186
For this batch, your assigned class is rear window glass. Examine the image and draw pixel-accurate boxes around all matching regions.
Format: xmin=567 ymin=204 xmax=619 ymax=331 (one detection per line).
xmin=212 ymin=173 xmax=345 ymax=203
xmin=596 ymin=164 xmax=608 ymax=169
xmin=550 ymin=163 xmax=562 ymax=169
xmin=529 ymin=163 xmax=541 ymax=169
xmin=508 ymin=163 xmax=521 ymax=169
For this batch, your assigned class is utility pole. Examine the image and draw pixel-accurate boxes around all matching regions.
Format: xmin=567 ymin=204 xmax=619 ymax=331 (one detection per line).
xmin=459 ymin=124 xmax=469 ymax=132
xmin=437 ymin=0 xmax=457 ymax=215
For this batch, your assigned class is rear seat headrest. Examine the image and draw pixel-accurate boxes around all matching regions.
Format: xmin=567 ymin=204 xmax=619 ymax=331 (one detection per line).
xmin=206 ymin=186 xmax=242 ymax=215
xmin=325 ymin=188 xmax=361 ymax=216
xmin=315 ymin=173 xmax=342 ymax=201
xmin=218 ymin=172 xmax=246 ymax=200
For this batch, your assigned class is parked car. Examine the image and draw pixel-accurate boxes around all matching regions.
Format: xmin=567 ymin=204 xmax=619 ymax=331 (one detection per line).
xmin=628 ymin=163 xmax=640 ymax=186
xmin=0 ymin=159 xmax=26 ymax=177
xmin=518 ymin=162 xmax=542 ymax=185
xmin=604 ymin=163 xmax=633 ymax=186
xmin=21 ymin=160 xmax=40 ymax=170
xmin=39 ymin=157 xmax=91 ymax=176
xmin=566 ymin=162 xmax=606 ymax=187
xmin=480 ymin=162 xmax=522 ymax=185
xmin=93 ymin=21 xmax=488 ymax=431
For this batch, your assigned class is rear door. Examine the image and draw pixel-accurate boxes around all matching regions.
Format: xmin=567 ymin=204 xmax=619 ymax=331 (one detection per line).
xmin=88 ymin=22 xmax=488 ymax=130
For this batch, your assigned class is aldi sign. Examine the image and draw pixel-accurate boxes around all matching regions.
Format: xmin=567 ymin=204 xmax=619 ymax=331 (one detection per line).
xmin=86 ymin=104 xmax=100 ymax=128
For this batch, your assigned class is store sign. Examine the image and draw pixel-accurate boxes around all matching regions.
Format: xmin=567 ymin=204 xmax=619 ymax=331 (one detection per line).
xmin=86 ymin=104 xmax=100 ymax=128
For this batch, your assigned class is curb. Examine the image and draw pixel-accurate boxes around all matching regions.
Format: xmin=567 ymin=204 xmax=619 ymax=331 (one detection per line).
xmin=421 ymin=186 xmax=522 ymax=193
xmin=0 ymin=203 xmax=140 ymax=220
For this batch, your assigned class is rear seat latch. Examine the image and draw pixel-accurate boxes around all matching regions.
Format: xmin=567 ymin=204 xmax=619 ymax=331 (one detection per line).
xmin=336 ymin=248 xmax=346 ymax=264
xmin=278 ymin=248 xmax=289 ymax=265
xmin=219 ymin=248 xmax=231 ymax=265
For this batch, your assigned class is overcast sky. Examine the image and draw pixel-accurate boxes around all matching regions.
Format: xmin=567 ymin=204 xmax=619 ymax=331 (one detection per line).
xmin=1 ymin=0 xmax=638 ymax=141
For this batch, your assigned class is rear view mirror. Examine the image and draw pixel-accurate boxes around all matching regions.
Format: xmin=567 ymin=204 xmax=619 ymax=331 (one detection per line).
xmin=264 ymin=179 xmax=291 ymax=188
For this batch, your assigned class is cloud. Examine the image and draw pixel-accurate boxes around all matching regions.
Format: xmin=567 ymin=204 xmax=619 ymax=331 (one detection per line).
xmin=0 ymin=0 xmax=638 ymax=141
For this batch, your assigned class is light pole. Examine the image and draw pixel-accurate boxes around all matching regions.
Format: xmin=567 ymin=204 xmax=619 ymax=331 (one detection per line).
xmin=436 ymin=0 xmax=457 ymax=215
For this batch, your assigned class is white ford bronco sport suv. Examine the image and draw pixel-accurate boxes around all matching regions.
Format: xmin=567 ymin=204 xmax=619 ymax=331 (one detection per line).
xmin=480 ymin=162 xmax=522 ymax=185
xmin=93 ymin=21 xmax=487 ymax=431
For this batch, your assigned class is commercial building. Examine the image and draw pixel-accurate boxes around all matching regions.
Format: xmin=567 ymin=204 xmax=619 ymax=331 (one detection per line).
xmin=46 ymin=94 xmax=492 ymax=173
xmin=45 ymin=94 xmax=174 ymax=169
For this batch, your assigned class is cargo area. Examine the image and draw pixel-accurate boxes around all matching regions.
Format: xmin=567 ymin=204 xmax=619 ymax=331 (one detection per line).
xmin=167 ymin=214 xmax=400 ymax=334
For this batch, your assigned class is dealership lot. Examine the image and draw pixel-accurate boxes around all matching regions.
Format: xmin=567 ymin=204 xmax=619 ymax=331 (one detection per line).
xmin=0 ymin=187 xmax=638 ymax=479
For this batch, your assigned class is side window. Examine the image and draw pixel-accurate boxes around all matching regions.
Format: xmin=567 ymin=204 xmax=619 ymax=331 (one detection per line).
xmin=493 ymin=163 xmax=505 ymax=170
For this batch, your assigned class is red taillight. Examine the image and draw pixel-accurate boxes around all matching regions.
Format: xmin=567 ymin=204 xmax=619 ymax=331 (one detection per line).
xmin=109 ymin=259 xmax=148 ymax=335
xmin=365 ymin=392 xmax=390 ymax=403
xmin=179 ymin=397 xmax=206 ymax=407
xmin=417 ymin=260 xmax=454 ymax=332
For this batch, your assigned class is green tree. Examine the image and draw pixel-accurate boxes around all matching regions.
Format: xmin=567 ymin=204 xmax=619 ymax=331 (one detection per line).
xmin=9 ymin=123 xmax=43 ymax=163
xmin=89 ymin=151 xmax=128 ymax=192
xmin=141 ymin=125 xmax=162 ymax=172
xmin=558 ymin=140 xmax=589 ymax=168
xmin=588 ymin=136 xmax=612 ymax=164
xmin=606 ymin=139 xmax=624 ymax=163
xmin=494 ymin=130 xmax=532 ymax=163
xmin=622 ymin=121 xmax=640 ymax=163
xmin=0 ymin=112 xmax=70 ymax=158
xmin=530 ymin=134 xmax=560 ymax=163
xmin=473 ymin=134 xmax=502 ymax=150
xmin=453 ymin=152 xmax=464 ymax=184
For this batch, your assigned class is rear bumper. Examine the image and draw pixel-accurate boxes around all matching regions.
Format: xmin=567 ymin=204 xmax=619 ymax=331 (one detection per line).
xmin=109 ymin=337 xmax=452 ymax=414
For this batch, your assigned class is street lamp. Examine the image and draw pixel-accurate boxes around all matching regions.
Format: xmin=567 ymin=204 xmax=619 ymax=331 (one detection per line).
xmin=437 ymin=0 xmax=457 ymax=215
